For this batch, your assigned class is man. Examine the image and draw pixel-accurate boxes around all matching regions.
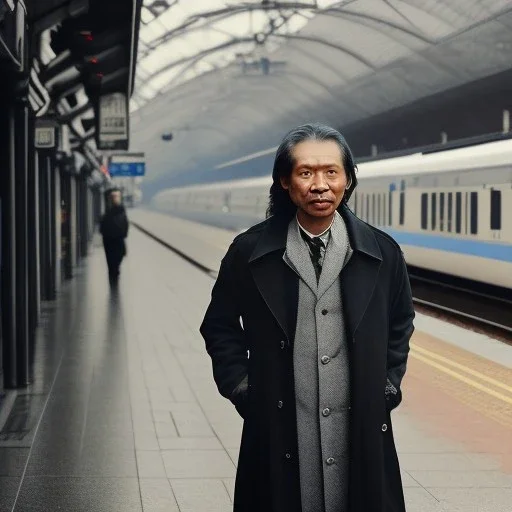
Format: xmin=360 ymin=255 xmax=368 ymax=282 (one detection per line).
xmin=200 ymin=124 xmax=415 ymax=512
xmin=99 ymin=189 xmax=128 ymax=285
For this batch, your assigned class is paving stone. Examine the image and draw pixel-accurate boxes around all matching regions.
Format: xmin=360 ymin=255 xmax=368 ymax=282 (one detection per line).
xmin=154 ymin=421 xmax=179 ymax=439
xmin=140 ymin=479 xmax=179 ymax=512
xmin=162 ymin=450 xmax=235 ymax=479
xmin=428 ymin=488 xmax=512 ymax=512
xmin=403 ymin=487 xmax=444 ymax=512
xmin=137 ymin=451 xmax=167 ymax=478
xmin=170 ymin=478 xmax=232 ymax=512
xmin=158 ymin=437 xmax=222 ymax=450
xmin=410 ymin=470 xmax=512 ymax=488
xmin=223 ymin=478 xmax=235 ymax=502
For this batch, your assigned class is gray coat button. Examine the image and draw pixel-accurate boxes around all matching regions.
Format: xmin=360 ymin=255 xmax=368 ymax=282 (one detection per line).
xmin=277 ymin=400 xmax=283 ymax=409
xmin=322 ymin=407 xmax=331 ymax=417
xmin=321 ymin=309 xmax=328 ymax=315
xmin=326 ymin=457 xmax=335 ymax=465
xmin=381 ymin=423 xmax=388 ymax=432
xmin=321 ymin=355 xmax=330 ymax=365
xmin=285 ymin=453 xmax=291 ymax=460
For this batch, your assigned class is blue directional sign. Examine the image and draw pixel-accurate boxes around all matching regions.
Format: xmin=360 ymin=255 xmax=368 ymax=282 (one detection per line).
xmin=108 ymin=161 xmax=146 ymax=177
xmin=108 ymin=152 xmax=146 ymax=177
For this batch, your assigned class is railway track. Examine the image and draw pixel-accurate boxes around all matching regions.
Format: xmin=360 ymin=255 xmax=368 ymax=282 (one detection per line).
xmin=408 ymin=267 xmax=512 ymax=341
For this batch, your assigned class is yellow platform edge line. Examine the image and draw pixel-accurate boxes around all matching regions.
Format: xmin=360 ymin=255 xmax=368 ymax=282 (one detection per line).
xmin=410 ymin=351 xmax=512 ymax=406
xmin=410 ymin=344 xmax=512 ymax=395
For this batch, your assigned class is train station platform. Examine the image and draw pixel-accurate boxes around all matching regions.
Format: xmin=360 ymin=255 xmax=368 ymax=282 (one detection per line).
xmin=0 ymin=210 xmax=511 ymax=512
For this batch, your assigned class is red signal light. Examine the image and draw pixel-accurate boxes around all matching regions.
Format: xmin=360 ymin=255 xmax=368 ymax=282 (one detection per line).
xmin=89 ymin=57 xmax=98 ymax=64
xmin=80 ymin=31 xmax=93 ymax=42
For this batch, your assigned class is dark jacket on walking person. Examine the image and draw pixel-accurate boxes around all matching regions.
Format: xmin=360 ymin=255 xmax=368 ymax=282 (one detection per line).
xmin=200 ymin=124 xmax=415 ymax=512
xmin=100 ymin=194 xmax=128 ymax=284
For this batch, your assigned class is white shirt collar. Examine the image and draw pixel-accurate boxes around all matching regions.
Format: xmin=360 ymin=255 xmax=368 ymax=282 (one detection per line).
xmin=296 ymin=215 xmax=335 ymax=240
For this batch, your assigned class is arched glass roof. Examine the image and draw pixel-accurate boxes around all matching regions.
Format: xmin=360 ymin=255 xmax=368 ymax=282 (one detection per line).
xmin=133 ymin=0 xmax=337 ymax=110
xmin=131 ymin=0 xmax=512 ymax=186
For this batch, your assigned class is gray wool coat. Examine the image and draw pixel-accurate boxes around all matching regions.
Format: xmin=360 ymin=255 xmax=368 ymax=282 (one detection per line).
xmin=200 ymin=204 xmax=415 ymax=512
xmin=283 ymin=213 xmax=352 ymax=512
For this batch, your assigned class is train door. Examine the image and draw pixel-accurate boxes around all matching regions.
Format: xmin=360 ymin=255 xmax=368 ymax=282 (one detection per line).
xmin=455 ymin=192 xmax=462 ymax=234
xmin=439 ymin=192 xmax=445 ymax=232
xmin=490 ymin=189 xmax=501 ymax=240
xmin=430 ymin=192 xmax=437 ymax=231
xmin=462 ymin=191 xmax=478 ymax=236
xmin=469 ymin=191 xmax=478 ymax=236
xmin=447 ymin=192 xmax=453 ymax=233
xmin=399 ymin=180 xmax=405 ymax=227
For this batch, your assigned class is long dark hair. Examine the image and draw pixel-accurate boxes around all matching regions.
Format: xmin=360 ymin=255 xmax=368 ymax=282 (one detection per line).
xmin=266 ymin=123 xmax=358 ymax=219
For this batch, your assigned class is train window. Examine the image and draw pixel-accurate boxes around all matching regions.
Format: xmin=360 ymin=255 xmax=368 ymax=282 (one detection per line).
xmin=399 ymin=192 xmax=404 ymax=225
xmin=377 ymin=194 xmax=381 ymax=226
xmin=366 ymin=194 xmax=369 ymax=223
xmin=470 ymin=192 xmax=478 ymax=234
xmin=421 ymin=193 xmax=428 ymax=230
xmin=455 ymin=192 xmax=462 ymax=233
xmin=447 ymin=193 xmax=453 ymax=232
xmin=399 ymin=180 xmax=405 ymax=225
xmin=431 ymin=193 xmax=437 ymax=230
xmin=465 ymin=192 xmax=469 ymax=234
xmin=439 ymin=192 xmax=445 ymax=232
xmin=490 ymin=190 xmax=501 ymax=230
xmin=388 ymin=191 xmax=392 ymax=226
xmin=370 ymin=194 xmax=374 ymax=224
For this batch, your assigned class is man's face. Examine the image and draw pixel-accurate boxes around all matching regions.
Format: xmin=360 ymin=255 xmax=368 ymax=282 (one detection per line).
xmin=280 ymin=139 xmax=348 ymax=220
xmin=111 ymin=191 xmax=122 ymax=205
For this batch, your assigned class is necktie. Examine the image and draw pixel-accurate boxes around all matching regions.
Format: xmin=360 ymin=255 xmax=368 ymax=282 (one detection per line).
xmin=300 ymin=230 xmax=325 ymax=282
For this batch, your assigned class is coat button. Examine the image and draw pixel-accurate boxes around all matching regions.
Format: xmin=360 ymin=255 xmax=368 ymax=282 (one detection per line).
xmin=277 ymin=400 xmax=283 ymax=409
xmin=321 ymin=355 xmax=330 ymax=365
xmin=381 ymin=423 xmax=388 ymax=432
xmin=280 ymin=340 xmax=285 ymax=349
xmin=326 ymin=457 xmax=335 ymax=465
xmin=321 ymin=309 xmax=328 ymax=315
xmin=285 ymin=453 xmax=291 ymax=460
xmin=322 ymin=407 xmax=331 ymax=417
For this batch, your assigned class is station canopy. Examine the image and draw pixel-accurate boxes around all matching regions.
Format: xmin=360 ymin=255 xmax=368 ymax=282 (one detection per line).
xmin=131 ymin=0 xmax=512 ymax=186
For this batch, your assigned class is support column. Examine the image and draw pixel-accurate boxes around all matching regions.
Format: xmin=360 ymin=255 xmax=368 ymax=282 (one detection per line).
xmin=60 ymin=170 xmax=72 ymax=280
xmin=28 ymin=117 xmax=40 ymax=340
xmin=82 ymin=178 xmax=89 ymax=257
xmin=0 ymin=102 xmax=17 ymax=388
xmin=38 ymin=152 xmax=49 ymax=300
xmin=14 ymin=101 xmax=30 ymax=386
xmin=53 ymin=165 xmax=61 ymax=293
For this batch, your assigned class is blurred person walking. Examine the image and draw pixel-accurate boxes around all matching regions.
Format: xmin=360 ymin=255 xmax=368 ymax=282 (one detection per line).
xmin=100 ymin=188 xmax=128 ymax=286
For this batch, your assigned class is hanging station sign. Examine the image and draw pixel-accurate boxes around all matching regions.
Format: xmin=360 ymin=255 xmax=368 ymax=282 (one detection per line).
xmin=97 ymin=92 xmax=129 ymax=150
xmin=108 ymin=152 xmax=145 ymax=177
xmin=35 ymin=120 xmax=57 ymax=149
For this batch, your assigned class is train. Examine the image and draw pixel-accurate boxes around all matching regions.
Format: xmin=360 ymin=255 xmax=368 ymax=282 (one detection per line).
xmin=152 ymin=139 xmax=512 ymax=290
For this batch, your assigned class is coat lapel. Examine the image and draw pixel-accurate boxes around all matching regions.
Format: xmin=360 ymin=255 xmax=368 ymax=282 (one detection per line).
xmin=317 ymin=212 xmax=352 ymax=298
xmin=340 ymin=205 xmax=383 ymax=340
xmin=249 ymin=217 xmax=298 ymax=343
xmin=283 ymin=218 xmax=318 ymax=295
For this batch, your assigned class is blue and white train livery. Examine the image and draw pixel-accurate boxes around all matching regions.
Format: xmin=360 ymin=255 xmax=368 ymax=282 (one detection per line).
xmin=152 ymin=139 xmax=512 ymax=290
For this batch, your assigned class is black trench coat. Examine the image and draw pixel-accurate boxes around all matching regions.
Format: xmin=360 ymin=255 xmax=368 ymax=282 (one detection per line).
xmin=200 ymin=204 xmax=415 ymax=512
